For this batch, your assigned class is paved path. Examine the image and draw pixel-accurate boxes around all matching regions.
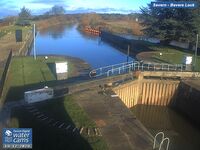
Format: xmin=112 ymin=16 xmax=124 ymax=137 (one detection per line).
xmin=73 ymin=86 xmax=153 ymax=150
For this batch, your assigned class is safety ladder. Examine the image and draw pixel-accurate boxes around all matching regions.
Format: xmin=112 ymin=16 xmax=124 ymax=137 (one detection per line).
xmin=153 ymin=132 xmax=170 ymax=150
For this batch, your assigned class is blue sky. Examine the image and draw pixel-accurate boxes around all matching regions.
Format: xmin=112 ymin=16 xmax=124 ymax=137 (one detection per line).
xmin=0 ymin=0 xmax=152 ymax=17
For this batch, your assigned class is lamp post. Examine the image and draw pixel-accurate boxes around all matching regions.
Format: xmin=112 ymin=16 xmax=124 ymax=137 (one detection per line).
xmin=127 ymin=45 xmax=130 ymax=62
xmin=33 ymin=24 xmax=36 ymax=60
xmin=194 ymin=34 xmax=198 ymax=70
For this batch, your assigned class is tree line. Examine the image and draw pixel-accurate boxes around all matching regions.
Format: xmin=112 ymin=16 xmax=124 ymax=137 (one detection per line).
xmin=140 ymin=0 xmax=200 ymax=46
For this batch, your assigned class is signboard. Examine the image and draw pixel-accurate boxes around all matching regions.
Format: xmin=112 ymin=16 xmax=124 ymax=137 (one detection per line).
xmin=24 ymin=88 xmax=54 ymax=103
xmin=15 ymin=30 xmax=22 ymax=42
xmin=185 ymin=56 xmax=193 ymax=65
xmin=2 ymin=128 xmax=32 ymax=149
xmin=55 ymin=62 xmax=68 ymax=74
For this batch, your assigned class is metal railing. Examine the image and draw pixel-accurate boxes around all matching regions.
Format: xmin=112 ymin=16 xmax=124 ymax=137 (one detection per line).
xmin=89 ymin=61 xmax=186 ymax=78
xmin=89 ymin=61 xmax=139 ymax=78
xmin=153 ymin=132 xmax=170 ymax=150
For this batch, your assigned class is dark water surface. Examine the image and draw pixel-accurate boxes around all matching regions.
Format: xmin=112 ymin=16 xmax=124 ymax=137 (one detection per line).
xmin=31 ymin=24 xmax=133 ymax=68
xmin=131 ymin=105 xmax=200 ymax=150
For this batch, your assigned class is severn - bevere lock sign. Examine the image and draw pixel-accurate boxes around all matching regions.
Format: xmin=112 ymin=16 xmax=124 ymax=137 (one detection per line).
xmin=151 ymin=1 xmax=198 ymax=8
xmin=2 ymin=128 xmax=32 ymax=149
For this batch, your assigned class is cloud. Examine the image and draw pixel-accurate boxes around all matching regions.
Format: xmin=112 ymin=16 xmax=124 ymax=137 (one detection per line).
xmin=0 ymin=0 xmax=151 ymax=18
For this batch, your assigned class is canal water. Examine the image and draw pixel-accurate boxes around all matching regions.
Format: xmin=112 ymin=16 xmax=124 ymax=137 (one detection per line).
xmin=31 ymin=24 xmax=200 ymax=150
xmin=30 ymin=24 xmax=133 ymax=68
xmin=131 ymin=105 xmax=200 ymax=150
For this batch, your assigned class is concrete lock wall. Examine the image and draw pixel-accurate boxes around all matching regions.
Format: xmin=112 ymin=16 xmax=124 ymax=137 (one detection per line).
xmin=113 ymin=79 xmax=180 ymax=108
xmin=24 ymin=88 xmax=54 ymax=103
xmin=175 ymin=81 xmax=200 ymax=124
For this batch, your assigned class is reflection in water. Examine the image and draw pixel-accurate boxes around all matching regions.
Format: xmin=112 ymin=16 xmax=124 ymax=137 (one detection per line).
xmin=39 ymin=24 xmax=68 ymax=39
xmin=31 ymin=24 xmax=133 ymax=68
xmin=131 ymin=105 xmax=200 ymax=150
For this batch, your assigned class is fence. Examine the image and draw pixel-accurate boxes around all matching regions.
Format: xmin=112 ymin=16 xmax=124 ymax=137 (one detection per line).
xmin=0 ymin=50 xmax=12 ymax=97
xmin=18 ymin=31 xmax=34 ymax=56
xmin=89 ymin=61 xmax=186 ymax=78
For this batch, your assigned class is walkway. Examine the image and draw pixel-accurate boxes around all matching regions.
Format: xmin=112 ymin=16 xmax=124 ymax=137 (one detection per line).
xmin=73 ymin=85 xmax=153 ymax=150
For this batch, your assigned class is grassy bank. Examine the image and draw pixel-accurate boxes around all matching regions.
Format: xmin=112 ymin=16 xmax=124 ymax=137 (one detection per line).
xmin=149 ymin=45 xmax=200 ymax=71
xmin=10 ymin=96 xmax=108 ymax=150
xmin=0 ymin=24 xmax=32 ymax=62
xmin=2 ymin=56 xmax=74 ymax=103
xmin=36 ymin=15 xmax=77 ymax=30
xmin=134 ymin=41 xmax=200 ymax=71
xmin=0 ymin=24 xmax=31 ymax=39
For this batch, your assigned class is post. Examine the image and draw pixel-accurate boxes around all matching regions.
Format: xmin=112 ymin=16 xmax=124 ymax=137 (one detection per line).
xmin=127 ymin=45 xmax=130 ymax=62
xmin=194 ymin=34 xmax=198 ymax=70
xmin=33 ymin=24 xmax=36 ymax=60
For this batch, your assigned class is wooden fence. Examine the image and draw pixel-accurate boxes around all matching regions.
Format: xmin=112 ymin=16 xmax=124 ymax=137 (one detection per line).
xmin=0 ymin=50 xmax=12 ymax=97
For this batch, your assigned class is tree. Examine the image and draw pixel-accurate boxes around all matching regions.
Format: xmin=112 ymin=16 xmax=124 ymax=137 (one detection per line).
xmin=80 ymin=13 xmax=102 ymax=29
xmin=18 ymin=6 xmax=31 ymax=20
xmin=140 ymin=0 xmax=199 ymax=45
xmin=16 ymin=6 xmax=31 ymax=26
xmin=50 ymin=5 xmax=65 ymax=15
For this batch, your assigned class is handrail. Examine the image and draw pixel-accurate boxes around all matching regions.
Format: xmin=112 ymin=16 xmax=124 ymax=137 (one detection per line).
xmin=89 ymin=61 xmax=186 ymax=78
xmin=153 ymin=132 xmax=170 ymax=150
xmin=159 ymin=137 xmax=170 ymax=150
xmin=153 ymin=132 xmax=164 ymax=149
xmin=89 ymin=61 xmax=139 ymax=78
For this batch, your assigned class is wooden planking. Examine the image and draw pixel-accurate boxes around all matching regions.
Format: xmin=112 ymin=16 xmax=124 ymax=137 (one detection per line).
xmin=113 ymin=79 xmax=180 ymax=107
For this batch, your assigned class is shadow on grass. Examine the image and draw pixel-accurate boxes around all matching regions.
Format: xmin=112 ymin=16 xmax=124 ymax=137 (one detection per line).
xmin=4 ymin=74 xmax=92 ymax=103
xmin=151 ymin=56 xmax=171 ymax=64
xmin=11 ymin=97 xmax=93 ymax=150
xmin=47 ymin=63 xmax=57 ymax=79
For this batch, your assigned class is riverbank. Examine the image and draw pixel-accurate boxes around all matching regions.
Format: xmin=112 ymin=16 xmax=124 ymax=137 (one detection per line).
xmin=1 ymin=55 xmax=90 ymax=104
xmin=36 ymin=15 xmax=77 ymax=30
xmin=0 ymin=25 xmax=32 ymax=60
xmin=78 ymin=13 xmax=143 ymax=35
xmin=0 ymin=25 xmax=33 ymax=78
xmin=136 ymin=45 xmax=200 ymax=71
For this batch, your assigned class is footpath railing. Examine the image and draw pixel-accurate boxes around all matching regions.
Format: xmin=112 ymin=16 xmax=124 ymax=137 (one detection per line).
xmin=0 ymin=50 xmax=12 ymax=97
xmin=89 ymin=61 xmax=186 ymax=78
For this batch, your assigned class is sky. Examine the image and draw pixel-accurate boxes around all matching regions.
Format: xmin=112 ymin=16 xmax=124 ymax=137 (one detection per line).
xmin=0 ymin=0 xmax=152 ymax=18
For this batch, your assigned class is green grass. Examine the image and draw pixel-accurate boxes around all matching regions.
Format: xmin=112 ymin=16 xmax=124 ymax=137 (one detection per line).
xmin=3 ymin=56 xmax=74 ymax=102
xmin=132 ymin=40 xmax=200 ymax=71
xmin=149 ymin=45 xmax=200 ymax=71
xmin=0 ymin=25 xmax=31 ymax=38
xmin=10 ymin=96 xmax=108 ymax=150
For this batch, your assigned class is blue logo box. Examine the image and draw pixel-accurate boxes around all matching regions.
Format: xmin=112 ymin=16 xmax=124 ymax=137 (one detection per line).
xmin=152 ymin=1 xmax=198 ymax=9
xmin=2 ymin=128 xmax=32 ymax=149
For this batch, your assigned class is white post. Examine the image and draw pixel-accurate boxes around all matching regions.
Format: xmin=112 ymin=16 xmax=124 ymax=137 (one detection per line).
xmin=127 ymin=45 xmax=130 ymax=62
xmin=194 ymin=34 xmax=198 ymax=70
xmin=33 ymin=24 xmax=36 ymax=60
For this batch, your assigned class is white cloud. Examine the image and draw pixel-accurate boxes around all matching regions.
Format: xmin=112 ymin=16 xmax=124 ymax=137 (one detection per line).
xmin=0 ymin=0 xmax=151 ymax=17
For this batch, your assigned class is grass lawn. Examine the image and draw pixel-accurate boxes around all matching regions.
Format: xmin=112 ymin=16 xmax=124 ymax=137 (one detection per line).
xmin=134 ymin=40 xmax=200 ymax=71
xmin=0 ymin=24 xmax=32 ymax=62
xmin=149 ymin=45 xmax=200 ymax=71
xmin=3 ymin=56 xmax=74 ymax=103
xmin=10 ymin=96 xmax=108 ymax=150
xmin=0 ymin=25 xmax=31 ymax=36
